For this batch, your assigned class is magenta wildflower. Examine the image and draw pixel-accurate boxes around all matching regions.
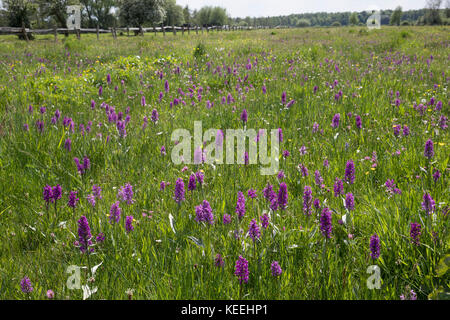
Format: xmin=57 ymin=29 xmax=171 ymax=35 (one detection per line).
xmin=235 ymin=191 xmax=246 ymax=219
xmin=223 ymin=213 xmax=232 ymax=225
xmin=74 ymin=157 xmax=89 ymax=175
xmin=331 ymin=113 xmax=340 ymax=128
xmin=344 ymin=160 xmax=355 ymax=184
xmin=109 ymin=201 xmax=121 ymax=224
xmin=277 ymin=182 xmax=288 ymax=210
xmin=285 ymin=99 xmax=295 ymax=108
xmin=270 ymin=197 xmax=279 ymax=212
xmin=303 ymin=186 xmax=313 ymax=216
xmin=384 ymin=179 xmax=401 ymax=195
xmin=195 ymin=171 xmax=204 ymax=186
xmin=263 ymin=183 xmax=275 ymax=202
xmin=195 ymin=200 xmax=214 ymax=224
xmin=355 ymin=115 xmax=362 ymax=129
xmin=278 ymin=128 xmax=283 ymax=142
xmin=96 ymin=232 xmax=105 ymax=243
xmin=125 ymin=216 xmax=134 ymax=233
xmin=43 ymin=185 xmax=53 ymax=208
xmin=64 ymin=138 xmax=71 ymax=151
xmin=188 ymin=174 xmax=196 ymax=191
xmin=439 ymin=115 xmax=447 ymax=129
xmin=46 ymin=290 xmax=55 ymax=299
xmin=345 ymin=193 xmax=355 ymax=211
xmin=20 ymin=277 xmax=33 ymax=294
xmin=314 ymin=170 xmax=323 ymax=186
xmin=424 ymin=139 xmax=434 ymax=159
xmin=270 ymin=261 xmax=282 ymax=277
xmin=370 ymin=233 xmax=380 ymax=260
xmin=260 ymin=213 xmax=269 ymax=229
xmin=116 ymin=120 xmax=126 ymax=137
xmin=174 ymin=178 xmax=185 ymax=203
xmin=92 ymin=184 xmax=102 ymax=199
xmin=248 ymin=219 xmax=261 ymax=242
xmin=247 ymin=188 xmax=257 ymax=199
xmin=393 ymin=125 xmax=401 ymax=137
xmin=234 ymin=256 xmax=249 ymax=285
xmin=240 ymin=109 xmax=248 ymax=124
xmin=403 ymin=125 xmax=410 ymax=136
xmin=164 ymin=80 xmax=169 ymax=92
xmin=117 ymin=183 xmax=134 ymax=205
xmin=334 ymin=178 xmax=344 ymax=197
xmin=52 ymin=185 xmax=62 ymax=202
xmin=281 ymin=91 xmax=286 ymax=104
xmin=433 ymin=169 xmax=441 ymax=182
xmin=77 ymin=216 xmax=92 ymax=253
xmin=410 ymin=223 xmax=421 ymax=245
xmin=299 ymin=163 xmax=309 ymax=177
xmin=421 ymin=192 xmax=435 ymax=215
xmin=87 ymin=194 xmax=96 ymax=207
xmin=313 ymin=198 xmax=321 ymax=209
xmin=67 ymin=191 xmax=79 ymax=208
xmin=320 ymin=207 xmax=332 ymax=239
xmin=312 ymin=122 xmax=319 ymax=133
xmin=151 ymin=109 xmax=159 ymax=122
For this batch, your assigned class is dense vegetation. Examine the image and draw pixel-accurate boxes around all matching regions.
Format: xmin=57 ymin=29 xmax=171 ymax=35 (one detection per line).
xmin=0 ymin=26 xmax=448 ymax=300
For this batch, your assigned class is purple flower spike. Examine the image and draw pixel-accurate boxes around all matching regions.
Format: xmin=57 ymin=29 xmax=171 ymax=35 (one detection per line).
xmin=370 ymin=233 xmax=380 ymax=260
xmin=234 ymin=256 xmax=249 ymax=285
xmin=77 ymin=216 xmax=92 ymax=253
xmin=271 ymin=261 xmax=282 ymax=277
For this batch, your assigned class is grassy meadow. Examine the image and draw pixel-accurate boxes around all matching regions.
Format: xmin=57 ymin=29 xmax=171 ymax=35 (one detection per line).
xmin=0 ymin=26 xmax=448 ymax=300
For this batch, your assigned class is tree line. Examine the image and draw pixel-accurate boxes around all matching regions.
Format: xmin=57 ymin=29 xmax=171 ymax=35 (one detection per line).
xmin=0 ymin=0 xmax=228 ymax=29
xmin=0 ymin=0 xmax=448 ymax=30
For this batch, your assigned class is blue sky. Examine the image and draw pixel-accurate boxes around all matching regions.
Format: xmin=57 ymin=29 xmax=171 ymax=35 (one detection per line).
xmin=176 ymin=0 xmax=428 ymax=18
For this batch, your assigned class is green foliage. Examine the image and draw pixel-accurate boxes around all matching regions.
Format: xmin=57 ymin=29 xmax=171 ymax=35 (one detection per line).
xmin=390 ymin=6 xmax=403 ymax=26
xmin=296 ymin=19 xmax=311 ymax=27
xmin=349 ymin=12 xmax=359 ymax=25
xmin=119 ymin=0 xmax=165 ymax=27
xmin=162 ymin=0 xmax=184 ymax=26
xmin=193 ymin=42 xmax=206 ymax=60
xmin=194 ymin=6 xmax=228 ymax=26
xmin=0 ymin=27 xmax=448 ymax=300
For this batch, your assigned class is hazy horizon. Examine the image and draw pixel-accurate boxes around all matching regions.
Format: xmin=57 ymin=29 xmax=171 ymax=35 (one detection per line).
xmin=177 ymin=0 xmax=428 ymax=18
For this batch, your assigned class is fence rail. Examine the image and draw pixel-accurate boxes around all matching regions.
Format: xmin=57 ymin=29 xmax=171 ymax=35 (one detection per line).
xmin=0 ymin=25 xmax=272 ymax=40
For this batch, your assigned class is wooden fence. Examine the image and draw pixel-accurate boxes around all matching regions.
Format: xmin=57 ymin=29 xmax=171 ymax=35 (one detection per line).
xmin=0 ymin=25 xmax=272 ymax=41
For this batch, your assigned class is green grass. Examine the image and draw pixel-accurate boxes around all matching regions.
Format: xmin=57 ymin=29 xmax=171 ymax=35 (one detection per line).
xmin=0 ymin=26 xmax=448 ymax=300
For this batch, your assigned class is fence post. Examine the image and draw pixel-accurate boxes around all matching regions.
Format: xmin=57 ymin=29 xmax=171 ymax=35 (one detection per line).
xmin=127 ymin=27 xmax=129 ymax=37
xmin=153 ymin=25 xmax=156 ymax=36
xmin=182 ymin=26 xmax=184 ymax=36
xmin=96 ymin=24 xmax=99 ymax=40
xmin=173 ymin=25 xmax=176 ymax=36
xmin=196 ymin=25 xmax=198 ymax=35
xmin=76 ymin=28 xmax=80 ymax=40
xmin=54 ymin=27 xmax=57 ymax=42
xmin=21 ymin=22 xmax=29 ymax=42
xmin=162 ymin=24 xmax=165 ymax=37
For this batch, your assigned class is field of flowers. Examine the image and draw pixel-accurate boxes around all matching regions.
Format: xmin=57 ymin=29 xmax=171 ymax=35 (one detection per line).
xmin=0 ymin=27 xmax=448 ymax=300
